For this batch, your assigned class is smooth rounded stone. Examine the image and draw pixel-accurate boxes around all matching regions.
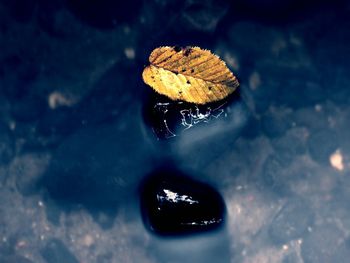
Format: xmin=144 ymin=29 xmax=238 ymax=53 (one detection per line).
xmin=140 ymin=168 xmax=225 ymax=235
xmin=41 ymin=238 xmax=79 ymax=263
xmin=143 ymin=91 xmax=241 ymax=140
xmin=301 ymin=223 xmax=348 ymax=263
xmin=307 ymin=130 xmax=339 ymax=164
xmin=269 ymin=199 xmax=313 ymax=244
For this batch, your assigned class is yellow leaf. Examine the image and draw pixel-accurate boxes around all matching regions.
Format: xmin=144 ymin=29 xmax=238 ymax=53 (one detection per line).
xmin=142 ymin=46 xmax=239 ymax=104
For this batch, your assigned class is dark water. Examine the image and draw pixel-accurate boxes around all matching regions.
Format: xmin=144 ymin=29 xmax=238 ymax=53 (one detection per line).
xmin=0 ymin=0 xmax=350 ymax=262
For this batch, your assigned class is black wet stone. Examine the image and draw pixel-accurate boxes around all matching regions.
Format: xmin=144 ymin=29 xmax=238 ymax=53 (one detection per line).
xmin=143 ymin=91 xmax=240 ymax=140
xmin=140 ymin=168 xmax=225 ymax=235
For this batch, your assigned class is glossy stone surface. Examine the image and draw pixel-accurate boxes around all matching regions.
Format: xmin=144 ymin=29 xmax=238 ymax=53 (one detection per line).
xmin=143 ymin=91 xmax=242 ymax=140
xmin=140 ymin=168 xmax=225 ymax=235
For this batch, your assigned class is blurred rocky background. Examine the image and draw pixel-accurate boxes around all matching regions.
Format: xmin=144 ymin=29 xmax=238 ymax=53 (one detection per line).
xmin=0 ymin=0 xmax=350 ymax=262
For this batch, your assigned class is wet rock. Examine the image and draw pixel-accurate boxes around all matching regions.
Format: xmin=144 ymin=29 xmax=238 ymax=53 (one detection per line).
xmin=140 ymin=167 xmax=225 ymax=235
xmin=143 ymin=91 xmax=241 ymax=140
xmin=41 ymin=238 xmax=79 ymax=263
xmin=307 ymin=130 xmax=339 ymax=164
xmin=269 ymin=199 xmax=313 ymax=244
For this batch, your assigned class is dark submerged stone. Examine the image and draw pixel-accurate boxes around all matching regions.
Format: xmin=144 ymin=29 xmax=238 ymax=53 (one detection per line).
xmin=142 ymin=89 xmax=241 ymax=140
xmin=140 ymin=168 xmax=225 ymax=235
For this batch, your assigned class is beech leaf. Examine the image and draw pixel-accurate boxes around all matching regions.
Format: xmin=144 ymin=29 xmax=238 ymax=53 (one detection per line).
xmin=142 ymin=46 xmax=239 ymax=104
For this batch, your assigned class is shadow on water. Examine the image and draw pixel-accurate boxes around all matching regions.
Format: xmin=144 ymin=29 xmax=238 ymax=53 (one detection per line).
xmin=37 ymin=61 xmax=155 ymax=228
xmin=36 ymin=62 xmax=142 ymax=147
xmin=38 ymin=113 xmax=157 ymax=228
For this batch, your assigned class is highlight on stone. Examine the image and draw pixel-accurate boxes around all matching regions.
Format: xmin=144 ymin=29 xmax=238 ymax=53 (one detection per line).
xmin=142 ymin=46 xmax=239 ymax=104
